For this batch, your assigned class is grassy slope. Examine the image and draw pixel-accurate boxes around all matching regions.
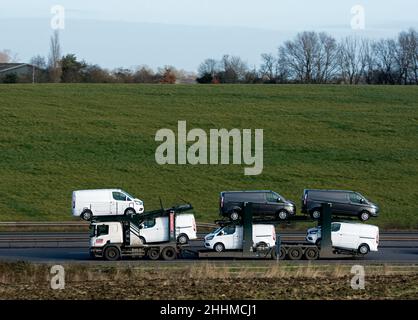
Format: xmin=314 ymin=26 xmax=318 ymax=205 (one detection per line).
xmin=0 ymin=84 xmax=417 ymax=228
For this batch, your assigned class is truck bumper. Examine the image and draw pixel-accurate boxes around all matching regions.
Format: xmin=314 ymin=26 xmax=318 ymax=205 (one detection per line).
xmin=89 ymin=247 xmax=104 ymax=258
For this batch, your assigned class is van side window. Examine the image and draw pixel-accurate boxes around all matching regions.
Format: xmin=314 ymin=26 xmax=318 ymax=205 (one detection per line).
xmin=223 ymin=226 xmax=236 ymax=235
xmin=331 ymin=223 xmax=341 ymax=232
xmin=143 ymin=219 xmax=156 ymax=229
xmin=112 ymin=192 xmax=127 ymax=201
xmin=97 ymin=225 xmax=109 ymax=237
xmin=349 ymin=193 xmax=363 ymax=204
xmin=266 ymin=192 xmax=279 ymax=202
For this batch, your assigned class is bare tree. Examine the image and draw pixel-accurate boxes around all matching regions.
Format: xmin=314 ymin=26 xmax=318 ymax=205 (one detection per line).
xmin=30 ymin=55 xmax=47 ymax=69
xmin=372 ymin=39 xmax=396 ymax=84
xmin=48 ymin=30 xmax=62 ymax=82
xmin=395 ymin=29 xmax=418 ymax=84
xmin=337 ymin=37 xmax=369 ymax=84
xmin=260 ymin=53 xmax=278 ymax=82
xmin=198 ymin=58 xmax=219 ymax=77
xmin=0 ymin=49 xmax=18 ymax=63
xmin=220 ymin=55 xmax=248 ymax=83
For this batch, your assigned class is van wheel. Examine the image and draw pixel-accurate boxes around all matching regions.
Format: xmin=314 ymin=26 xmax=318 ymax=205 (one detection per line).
xmin=288 ymin=247 xmax=303 ymax=260
xmin=310 ymin=209 xmax=321 ymax=220
xmin=148 ymin=248 xmax=160 ymax=260
xmin=277 ymin=210 xmax=288 ymax=220
xmin=359 ymin=211 xmax=370 ymax=221
xmin=304 ymin=247 xmax=320 ymax=260
xmin=161 ymin=246 xmax=177 ymax=261
xmin=214 ymin=243 xmax=225 ymax=253
xmin=177 ymin=234 xmax=189 ymax=245
xmin=256 ymin=242 xmax=268 ymax=250
xmin=358 ymin=244 xmax=370 ymax=255
xmin=103 ymin=246 xmax=121 ymax=261
xmin=125 ymin=208 xmax=136 ymax=215
xmin=81 ymin=210 xmax=92 ymax=221
xmin=230 ymin=211 xmax=239 ymax=221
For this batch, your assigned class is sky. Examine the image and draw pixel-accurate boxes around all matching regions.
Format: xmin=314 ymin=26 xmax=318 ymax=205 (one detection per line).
xmin=1 ymin=0 xmax=418 ymax=71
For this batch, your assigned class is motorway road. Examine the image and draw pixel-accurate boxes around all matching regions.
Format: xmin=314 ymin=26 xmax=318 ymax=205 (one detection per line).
xmin=0 ymin=232 xmax=417 ymax=264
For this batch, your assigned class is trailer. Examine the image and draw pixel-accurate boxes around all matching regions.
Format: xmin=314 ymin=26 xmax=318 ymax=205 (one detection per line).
xmin=89 ymin=203 xmax=194 ymax=261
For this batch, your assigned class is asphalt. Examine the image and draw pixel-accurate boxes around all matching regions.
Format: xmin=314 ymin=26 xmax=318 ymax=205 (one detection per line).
xmin=0 ymin=231 xmax=417 ymax=264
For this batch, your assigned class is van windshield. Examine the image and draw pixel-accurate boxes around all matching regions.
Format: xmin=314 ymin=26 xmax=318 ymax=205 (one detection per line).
xmin=121 ymin=190 xmax=135 ymax=200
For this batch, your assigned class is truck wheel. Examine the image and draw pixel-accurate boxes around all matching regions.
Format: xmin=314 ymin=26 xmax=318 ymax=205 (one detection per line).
xmin=177 ymin=234 xmax=189 ymax=245
xmin=358 ymin=244 xmax=370 ymax=255
xmin=310 ymin=209 xmax=321 ymax=220
xmin=161 ymin=246 xmax=177 ymax=261
xmin=103 ymin=246 xmax=121 ymax=261
xmin=279 ymin=247 xmax=286 ymax=260
xmin=288 ymin=247 xmax=303 ymax=260
xmin=214 ymin=243 xmax=225 ymax=253
xmin=81 ymin=210 xmax=92 ymax=221
xmin=148 ymin=248 xmax=160 ymax=260
xmin=304 ymin=247 xmax=319 ymax=260
xmin=359 ymin=211 xmax=370 ymax=221
xmin=277 ymin=210 xmax=288 ymax=220
xmin=230 ymin=211 xmax=239 ymax=221
xmin=125 ymin=208 xmax=136 ymax=215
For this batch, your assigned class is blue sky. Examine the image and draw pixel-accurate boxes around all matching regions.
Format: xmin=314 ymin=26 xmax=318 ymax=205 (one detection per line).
xmin=1 ymin=0 xmax=418 ymax=71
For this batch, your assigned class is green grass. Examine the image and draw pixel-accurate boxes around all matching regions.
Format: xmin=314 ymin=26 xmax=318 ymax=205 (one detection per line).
xmin=0 ymin=84 xmax=417 ymax=228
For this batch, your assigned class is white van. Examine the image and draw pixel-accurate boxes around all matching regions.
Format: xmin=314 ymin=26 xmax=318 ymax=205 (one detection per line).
xmin=204 ymin=224 xmax=276 ymax=252
xmin=72 ymin=189 xmax=144 ymax=220
xmin=138 ymin=214 xmax=197 ymax=244
xmin=306 ymin=222 xmax=379 ymax=255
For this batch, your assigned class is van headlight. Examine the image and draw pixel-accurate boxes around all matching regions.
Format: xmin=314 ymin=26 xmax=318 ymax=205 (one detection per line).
xmin=135 ymin=200 xmax=143 ymax=206
xmin=206 ymin=235 xmax=214 ymax=241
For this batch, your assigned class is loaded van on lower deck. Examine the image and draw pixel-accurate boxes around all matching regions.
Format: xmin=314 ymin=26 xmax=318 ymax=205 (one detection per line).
xmin=72 ymin=189 xmax=144 ymax=220
xmin=306 ymin=222 xmax=379 ymax=255
xmin=301 ymin=189 xmax=379 ymax=221
xmin=204 ymin=224 xmax=276 ymax=252
xmin=90 ymin=213 xmax=197 ymax=246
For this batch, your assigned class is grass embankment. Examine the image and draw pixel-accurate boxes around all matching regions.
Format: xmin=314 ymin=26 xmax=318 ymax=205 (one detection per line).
xmin=0 ymin=262 xmax=417 ymax=299
xmin=0 ymin=84 xmax=417 ymax=228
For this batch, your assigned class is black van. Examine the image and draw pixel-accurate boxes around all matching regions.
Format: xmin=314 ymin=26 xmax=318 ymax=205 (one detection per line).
xmin=301 ymin=189 xmax=379 ymax=221
xmin=219 ymin=190 xmax=296 ymax=221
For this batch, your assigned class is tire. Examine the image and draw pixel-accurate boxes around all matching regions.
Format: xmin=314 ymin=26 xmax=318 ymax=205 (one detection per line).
xmin=359 ymin=211 xmax=370 ymax=222
xmin=279 ymin=247 xmax=286 ymax=260
xmin=147 ymin=248 xmax=160 ymax=260
xmin=161 ymin=246 xmax=177 ymax=261
xmin=230 ymin=211 xmax=239 ymax=221
xmin=177 ymin=234 xmax=189 ymax=245
xmin=103 ymin=246 xmax=121 ymax=261
xmin=277 ymin=210 xmax=288 ymax=220
xmin=304 ymin=247 xmax=319 ymax=260
xmin=214 ymin=243 xmax=225 ymax=253
xmin=358 ymin=243 xmax=370 ymax=255
xmin=125 ymin=208 xmax=136 ymax=215
xmin=81 ymin=210 xmax=92 ymax=221
xmin=310 ymin=209 xmax=321 ymax=220
xmin=288 ymin=247 xmax=303 ymax=260
xmin=256 ymin=242 xmax=268 ymax=250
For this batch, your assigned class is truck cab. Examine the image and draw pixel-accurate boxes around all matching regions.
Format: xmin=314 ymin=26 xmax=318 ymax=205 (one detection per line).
xmin=89 ymin=222 xmax=123 ymax=249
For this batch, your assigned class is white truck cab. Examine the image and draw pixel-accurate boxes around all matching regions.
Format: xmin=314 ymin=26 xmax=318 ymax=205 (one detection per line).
xmin=72 ymin=189 xmax=144 ymax=220
xmin=306 ymin=222 xmax=379 ymax=255
xmin=204 ymin=224 xmax=276 ymax=252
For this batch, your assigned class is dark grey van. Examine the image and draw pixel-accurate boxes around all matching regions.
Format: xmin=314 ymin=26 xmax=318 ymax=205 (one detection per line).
xmin=301 ymin=189 xmax=379 ymax=221
xmin=219 ymin=190 xmax=296 ymax=221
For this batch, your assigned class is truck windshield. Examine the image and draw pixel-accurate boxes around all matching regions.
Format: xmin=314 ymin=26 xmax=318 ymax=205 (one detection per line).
xmin=89 ymin=225 xmax=96 ymax=237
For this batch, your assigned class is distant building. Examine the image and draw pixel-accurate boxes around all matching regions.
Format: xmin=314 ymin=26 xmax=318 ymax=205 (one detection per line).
xmin=0 ymin=63 xmax=43 ymax=83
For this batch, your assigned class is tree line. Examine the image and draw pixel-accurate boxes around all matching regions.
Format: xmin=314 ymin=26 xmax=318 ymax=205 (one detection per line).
xmin=1 ymin=28 xmax=417 ymax=84
xmin=198 ymin=29 xmax=418 ymax=85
